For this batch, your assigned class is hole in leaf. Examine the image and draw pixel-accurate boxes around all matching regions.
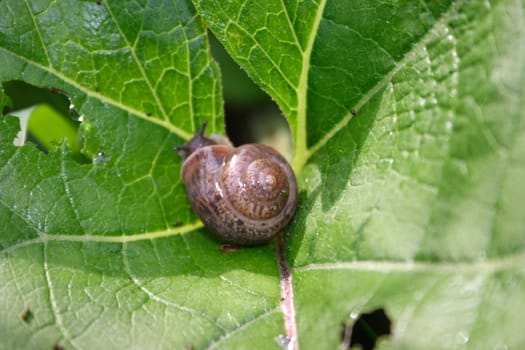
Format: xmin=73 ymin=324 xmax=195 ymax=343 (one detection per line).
xmin=20 ymin=308 xmax=34 ymax=324
xmin=2 ymin=80 xmax=89 ymax=163
xmin=341 ymin=308 xmax=392 ymax=350
xmin=52 ymin=343 xmax=64 ymax=350
xmin=208 ymin=34 xmax=293 ymax=161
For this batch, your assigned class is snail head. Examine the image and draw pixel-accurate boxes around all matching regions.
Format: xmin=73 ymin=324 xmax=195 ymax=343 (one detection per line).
xmin=173 ymin=121 xmax=217 ymax=159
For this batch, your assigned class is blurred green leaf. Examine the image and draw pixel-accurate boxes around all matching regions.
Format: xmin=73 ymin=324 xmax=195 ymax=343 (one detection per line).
xmin=27 ymin=104 xmax=81 ymax=152
xmin=1 ymin=0 xmax=524 ymax=350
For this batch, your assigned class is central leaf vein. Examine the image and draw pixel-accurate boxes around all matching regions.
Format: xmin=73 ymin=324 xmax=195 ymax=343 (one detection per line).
xmin=304 ymin=1 xmax=460 ymax=164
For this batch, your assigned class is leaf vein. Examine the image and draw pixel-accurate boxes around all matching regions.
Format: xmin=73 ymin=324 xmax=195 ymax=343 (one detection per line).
xmin=305 ymin=1 xmax=460 ymax=162
xmin=294 ymin=249 xmax=525 ymax=274
xmin=0 ymin=47 xmax=192 ymax=140
xmin=121 ymin=242 xmax=227 ymax=331
xmin=103 ymin=3 xmax=172 ymax=125
xmin=23 ymin=0 xmax=51 ymax=66
xmin=204 ymin=308 xmax=278 ymax=350
xmin=293 ymin=0 xmax=327 ymax=172
xmin=43 ymin=242 xmax=73 ymax=346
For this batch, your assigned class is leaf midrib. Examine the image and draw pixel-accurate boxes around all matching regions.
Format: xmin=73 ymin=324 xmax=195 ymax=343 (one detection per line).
xmin=297 ymin=1 xmax=461 ymax=171
xmin=293 ymin=249 xmax=525 ymax=274
xmin=292 ymin=0 xmax=327 ymax=173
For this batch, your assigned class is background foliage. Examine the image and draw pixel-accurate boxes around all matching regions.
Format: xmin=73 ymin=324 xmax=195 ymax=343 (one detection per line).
xmin=1 ymin=0 xmax=524 ymax=349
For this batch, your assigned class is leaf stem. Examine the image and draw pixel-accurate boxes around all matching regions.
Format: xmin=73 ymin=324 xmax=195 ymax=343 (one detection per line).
xmin=277 ymin=234 xmax=298 ymax=350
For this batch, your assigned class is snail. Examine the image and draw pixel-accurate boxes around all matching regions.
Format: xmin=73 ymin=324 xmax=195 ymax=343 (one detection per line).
xmin=174 ymin=121 xmax=298 ymax=245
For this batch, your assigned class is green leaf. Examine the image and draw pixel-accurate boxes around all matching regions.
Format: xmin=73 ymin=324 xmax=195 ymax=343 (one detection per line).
xmin=1 ymin=1 xmax=525 ymax=350
xmin=195 ymin=0 xmax=525 ymax=348
xmin=1 ymin=1 xmax=278 ymax=349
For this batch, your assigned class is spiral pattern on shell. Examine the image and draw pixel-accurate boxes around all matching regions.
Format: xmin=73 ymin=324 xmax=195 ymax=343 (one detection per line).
xmin=179 ymin=142 xmax=297 ymax=245
xmin=222 ymin=144 xmax=291 ymax=220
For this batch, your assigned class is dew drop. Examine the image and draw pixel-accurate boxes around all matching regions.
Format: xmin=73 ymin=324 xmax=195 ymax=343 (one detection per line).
xmin=455 ymin=331 xmax=469 ymax=344
xmin=93 ymin=151 xmax=107 ymax=164
xmin=69 ymin=102 xmax=78 ymax=116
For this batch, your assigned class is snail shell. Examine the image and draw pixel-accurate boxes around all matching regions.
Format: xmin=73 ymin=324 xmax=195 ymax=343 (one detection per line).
xmin=174 ymin=122 xmax=298 ymax=245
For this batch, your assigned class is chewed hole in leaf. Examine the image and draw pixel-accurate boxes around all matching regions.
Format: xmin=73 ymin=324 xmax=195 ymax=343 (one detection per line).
xmin=341 ymin=308 xmax=392 ymax=350
xmin=52 ymin=343 xmax=65 ymax=350
xmin=20 ymin=308 xmax=34 ymax=324
xmin=2 ymin=80 xmax=88 ymax=162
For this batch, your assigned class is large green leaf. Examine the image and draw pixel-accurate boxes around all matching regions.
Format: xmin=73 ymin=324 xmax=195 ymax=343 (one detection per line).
xmin=1 ymin=1 xmax=524 ymax=350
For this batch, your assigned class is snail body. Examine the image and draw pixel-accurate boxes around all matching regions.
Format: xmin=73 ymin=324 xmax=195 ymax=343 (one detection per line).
xmin=174 ymin=122 xmax=298 ymax=245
